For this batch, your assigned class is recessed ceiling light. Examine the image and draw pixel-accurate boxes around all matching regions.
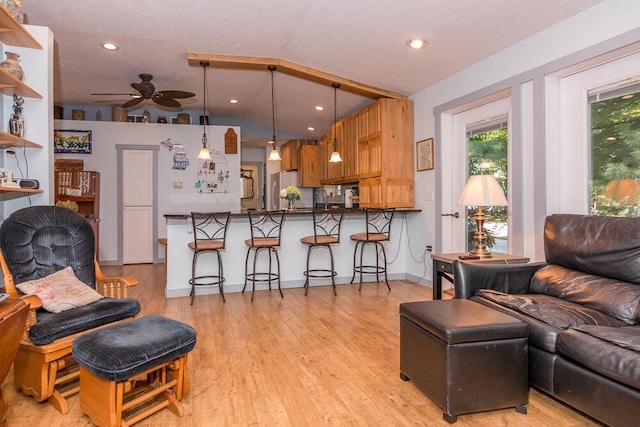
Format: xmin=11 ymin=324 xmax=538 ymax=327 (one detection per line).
xmin=229 ymin=99 xmax=239 ymax=104
xmin=315 ymin=106 xmax=324 ymax=111
xmin=101 ymin=42 xmax=119 ymax=50
xmin=406 ymin=38 xmax=428 ymax=50
xmin=621 ymin=94 xmax=634 ymax=99
xmin=307 ymin=127 xmax=315 ymax=131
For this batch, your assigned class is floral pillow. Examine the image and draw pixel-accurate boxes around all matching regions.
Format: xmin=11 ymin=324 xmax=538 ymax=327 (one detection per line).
xmin=16 ymin=266 xmax=103 ymax=313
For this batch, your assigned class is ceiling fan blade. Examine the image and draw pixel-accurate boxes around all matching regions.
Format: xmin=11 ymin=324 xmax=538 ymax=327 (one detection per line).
xmin=157 ymin=90 xmax=195 ymax=99
xmin=91 ymin=93 xmax=138 ymax=96
xmin=153 ymin=97 xmax=181 ymax=108
xmin=131 ymin=82 xmax=153 ymax=98
xmin=122 ymin=97 xmax=144 ymax=109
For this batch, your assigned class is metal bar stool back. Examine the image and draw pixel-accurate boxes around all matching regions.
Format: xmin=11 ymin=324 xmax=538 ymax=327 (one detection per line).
xmin=350 ymin=208 xmax=395 ymax=291
xmin=300 ymin=210 xmax=344 ymax=296
xmin=243 ymin=210 xmax=286 ymax=301
xmin=188 ymin=211 xmax=231 ymax=304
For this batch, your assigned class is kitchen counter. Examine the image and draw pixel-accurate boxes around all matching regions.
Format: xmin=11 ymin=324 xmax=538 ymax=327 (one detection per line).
xmin=163 ymin=209 xmax=421 ymax=298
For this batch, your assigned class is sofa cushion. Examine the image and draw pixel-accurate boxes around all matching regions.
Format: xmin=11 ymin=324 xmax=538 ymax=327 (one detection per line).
xmin=474 ymin=290 xmax=627 ymax=353
xmin=530 ymin=264 xmax=640 ymax=325
xmin=16 ymin=266 xmax=103 ymax=313
xmin=557 ymin=326 xmax=640 ymax=390
xmin=29 ymin=298 xmax=141 ymax=345
xmin=543 ymin=214 xmax=640 ymax=284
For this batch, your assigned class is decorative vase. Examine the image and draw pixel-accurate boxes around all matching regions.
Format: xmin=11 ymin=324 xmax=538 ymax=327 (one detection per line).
xmin=288 ymin=199 xmax=296 ymax=211
xmin=0 ymin=52 xmax=24 ymax=81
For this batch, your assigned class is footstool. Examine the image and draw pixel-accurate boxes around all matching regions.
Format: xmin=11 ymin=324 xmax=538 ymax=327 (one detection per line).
xmin=72 ymin=315 xmax=197 ymax=427
xmin=399 ymin=299 xmax=528 ymax=423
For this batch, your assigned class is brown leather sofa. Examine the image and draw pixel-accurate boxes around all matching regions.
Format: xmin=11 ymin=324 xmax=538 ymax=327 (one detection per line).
xmin=453 ymin=214 xmax=640 ymax=427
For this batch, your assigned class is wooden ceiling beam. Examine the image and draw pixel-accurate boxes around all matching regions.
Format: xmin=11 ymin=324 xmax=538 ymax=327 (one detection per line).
xmin=187 ymin=53 xmax=406 ymax=100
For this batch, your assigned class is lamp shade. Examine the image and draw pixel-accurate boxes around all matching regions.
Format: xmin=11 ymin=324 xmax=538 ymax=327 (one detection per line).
xmin=457 ymin=175 xmax=508 ymax=206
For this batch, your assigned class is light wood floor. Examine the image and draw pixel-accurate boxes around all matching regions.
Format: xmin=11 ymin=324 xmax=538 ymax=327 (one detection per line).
xmin=4 ymin=264 xmax=600 ymax=426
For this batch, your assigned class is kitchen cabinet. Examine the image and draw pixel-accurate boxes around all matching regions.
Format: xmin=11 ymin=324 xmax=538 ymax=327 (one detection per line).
xmin=319 ymin=133 xmax=329 ymax=184
xmin=280 ymin=139 xmax=315 ymax=171
xmin=342 ymin=115 xmax=358 ymax=182
xmin=358 ymin=98 xmax=414 ymax=208
xmin=297 ymin=145 xmax=321 ymax=187
xmin=0 ymin=8 xmax=44 ymax=196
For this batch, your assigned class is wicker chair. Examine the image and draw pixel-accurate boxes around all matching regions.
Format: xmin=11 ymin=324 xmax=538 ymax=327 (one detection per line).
xmin=0 ymin=206 xmax=140 ymax=414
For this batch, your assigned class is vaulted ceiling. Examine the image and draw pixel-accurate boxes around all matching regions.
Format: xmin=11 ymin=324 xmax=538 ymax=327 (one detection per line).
xmin=25 ymin=0 xmax=601 ymax=144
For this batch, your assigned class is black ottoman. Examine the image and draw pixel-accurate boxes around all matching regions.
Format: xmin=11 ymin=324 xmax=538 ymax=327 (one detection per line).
xmin=399 ymin=299 xmax=528 ymax=423
xmin=72 ymin=315 xmax=197 ymax=427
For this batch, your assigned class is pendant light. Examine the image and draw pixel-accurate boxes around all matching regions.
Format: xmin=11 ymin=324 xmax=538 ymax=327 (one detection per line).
xmin=197 ymin=61 xmax=212 ymax=161
xmin=267 ymin=65 xmax=282 ymax=161
xmin=329 ymin=82 xmax=343 ymax=163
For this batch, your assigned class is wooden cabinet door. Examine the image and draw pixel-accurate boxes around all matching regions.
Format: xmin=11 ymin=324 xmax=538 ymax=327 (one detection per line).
xmin=342 ymin=116 xmax=358 ymax=181
xmin=297 ymin=145 xmax=320 ymax=187
xmin=356 ymin=108 xmax=368 ymax=143
xmin=319 ymin=134 xmax=329 ymax=184
xmin=368 ymin=137 xmax=382 ymax=177
xmin=366 ymin=102 xmax=381 ymax=139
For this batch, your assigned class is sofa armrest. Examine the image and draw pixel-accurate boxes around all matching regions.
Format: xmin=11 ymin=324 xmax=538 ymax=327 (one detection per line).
xmin=452 ymin=260 xmax=546 ymax=299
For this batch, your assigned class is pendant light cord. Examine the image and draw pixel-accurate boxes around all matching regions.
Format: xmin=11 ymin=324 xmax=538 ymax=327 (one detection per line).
xmin=269 ymin=65 xmax=277 ymax=144
xmin=201 ymin=61 xmax=209 ymax=145
xmin=333 ymin=82 xmax=340 ymax=149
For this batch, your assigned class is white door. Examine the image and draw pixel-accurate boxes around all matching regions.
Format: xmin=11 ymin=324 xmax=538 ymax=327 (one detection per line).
xmin=440 ymin=97 xmax=511 ymax=252
xmin=123 ymin=149 xmax=154 ymax=264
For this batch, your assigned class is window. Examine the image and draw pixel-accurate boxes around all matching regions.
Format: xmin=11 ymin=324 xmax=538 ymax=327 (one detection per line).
xmin=589 ymin=83 xmax=640 ymax=217
xmin=466 ymin=116 xmax=508 ymax=252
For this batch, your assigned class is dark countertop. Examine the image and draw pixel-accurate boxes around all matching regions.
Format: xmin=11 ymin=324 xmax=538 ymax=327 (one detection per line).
xmin=164 ymin=208 xmax=421 ymax=220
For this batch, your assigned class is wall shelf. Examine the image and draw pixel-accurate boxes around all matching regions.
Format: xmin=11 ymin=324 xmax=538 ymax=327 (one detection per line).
xmin=0 ymin=7 xmax=42 ymax=49
xmin=0 ymin=129 xmax=42 ymax=149
xmin=0 ymin=186 xmax=42 ymax=195
xmin=0 ymin=67 xmax=42 ymax=98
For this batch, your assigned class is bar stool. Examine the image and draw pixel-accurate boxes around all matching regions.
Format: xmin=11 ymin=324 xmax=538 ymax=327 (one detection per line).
xmin=243 ymin=210 xmax=286 ymax=302
xmin=300 ymin=210 xmax=344 ymax=296
xmin=350 ymin=208 xmax=395 ymax=291
xmin=188 ymin=212 xmax=231 ymax=305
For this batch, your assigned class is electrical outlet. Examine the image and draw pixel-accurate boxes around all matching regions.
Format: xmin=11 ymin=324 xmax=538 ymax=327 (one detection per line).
xmin=173 ymin=181 xmax=183 ymax=189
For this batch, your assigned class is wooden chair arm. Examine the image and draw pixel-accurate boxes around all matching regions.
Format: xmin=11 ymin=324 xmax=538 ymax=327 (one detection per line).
xmin=94 ymin=260 xmax=138 ymax=299
xmin=18 ymin=295 xmax=41 ymax=339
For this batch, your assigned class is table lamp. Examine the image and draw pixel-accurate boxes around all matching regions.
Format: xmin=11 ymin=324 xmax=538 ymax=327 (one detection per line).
xmin=457 ymin=174 xmax=508 ymax=258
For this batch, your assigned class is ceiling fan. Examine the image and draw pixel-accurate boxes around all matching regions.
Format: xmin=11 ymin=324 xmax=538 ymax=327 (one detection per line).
xmin=91 ymin=73 xmax=195 ymax=109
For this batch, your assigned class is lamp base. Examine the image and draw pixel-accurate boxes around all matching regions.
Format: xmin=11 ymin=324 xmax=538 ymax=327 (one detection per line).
xmin=469 ymin=247 xmax=493 ymax=258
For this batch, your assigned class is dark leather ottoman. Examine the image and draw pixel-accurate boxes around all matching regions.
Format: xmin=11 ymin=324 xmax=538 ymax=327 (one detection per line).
xmin=399 ymin=299 xmax=528 ymax=423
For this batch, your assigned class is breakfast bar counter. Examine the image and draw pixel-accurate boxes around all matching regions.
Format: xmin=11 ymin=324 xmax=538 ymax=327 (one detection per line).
xmin=163 ymin=209 xmax=419 ymax=298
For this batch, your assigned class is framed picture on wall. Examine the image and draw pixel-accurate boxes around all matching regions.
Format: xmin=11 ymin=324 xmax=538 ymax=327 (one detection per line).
xmin=54 ymin=129 xmax=92 ymax=154
xmin=416 ymin=138 xmax=434 ymax=171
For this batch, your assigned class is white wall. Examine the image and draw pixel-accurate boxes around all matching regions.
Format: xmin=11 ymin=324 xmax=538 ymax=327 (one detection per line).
xmin=405 ymin=0 xmax=640 ymax=285
xmin=54 ymin=120 xmax=240 ymax=263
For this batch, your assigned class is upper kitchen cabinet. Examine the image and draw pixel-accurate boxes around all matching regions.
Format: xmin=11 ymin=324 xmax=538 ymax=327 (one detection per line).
xmin=297 ymin=145 xmax=321 ymax=187
xmin=358 ymin=98 xmax=414 ymax=208
xmin=280 ymin=139 xmax=315 ymax=171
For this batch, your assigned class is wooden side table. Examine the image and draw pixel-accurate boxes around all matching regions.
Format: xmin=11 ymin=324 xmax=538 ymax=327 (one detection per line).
xmin=431 ymin=253 xmax=529 ymax=300
xmin=0 ymin=298 xmax=29 ymax=425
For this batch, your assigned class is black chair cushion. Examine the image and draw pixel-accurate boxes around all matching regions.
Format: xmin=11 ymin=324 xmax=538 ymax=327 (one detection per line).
xmin=72 ymin=315 xmax=197 ymax=382
xmin=29 ymin=298 xmax=141 ymax=345
xmin=0 ymin=206 xmax=96 ymax=287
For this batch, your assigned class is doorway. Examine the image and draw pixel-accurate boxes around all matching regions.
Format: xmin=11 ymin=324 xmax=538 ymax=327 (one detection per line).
xmin=117 ymin=145 xmax=159 ymax=264
xmin=439 ymin=97 xmax=511 ymax=253
xmin=240 ymin=162 xmax=264 ymax=212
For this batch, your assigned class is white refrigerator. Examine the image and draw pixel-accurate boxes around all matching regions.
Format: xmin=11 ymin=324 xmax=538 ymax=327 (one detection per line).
xmin=270 ymin=171 xmax=313 ymax=210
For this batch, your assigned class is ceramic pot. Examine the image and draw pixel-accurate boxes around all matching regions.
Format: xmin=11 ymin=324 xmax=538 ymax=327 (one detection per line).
xmin=112 ymin=107 xmax=127 ymax=122
xmin=176 ymin=113 xmax=190 ymax=124
xmin=0 ymin=52 xmax=24 ymax=81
